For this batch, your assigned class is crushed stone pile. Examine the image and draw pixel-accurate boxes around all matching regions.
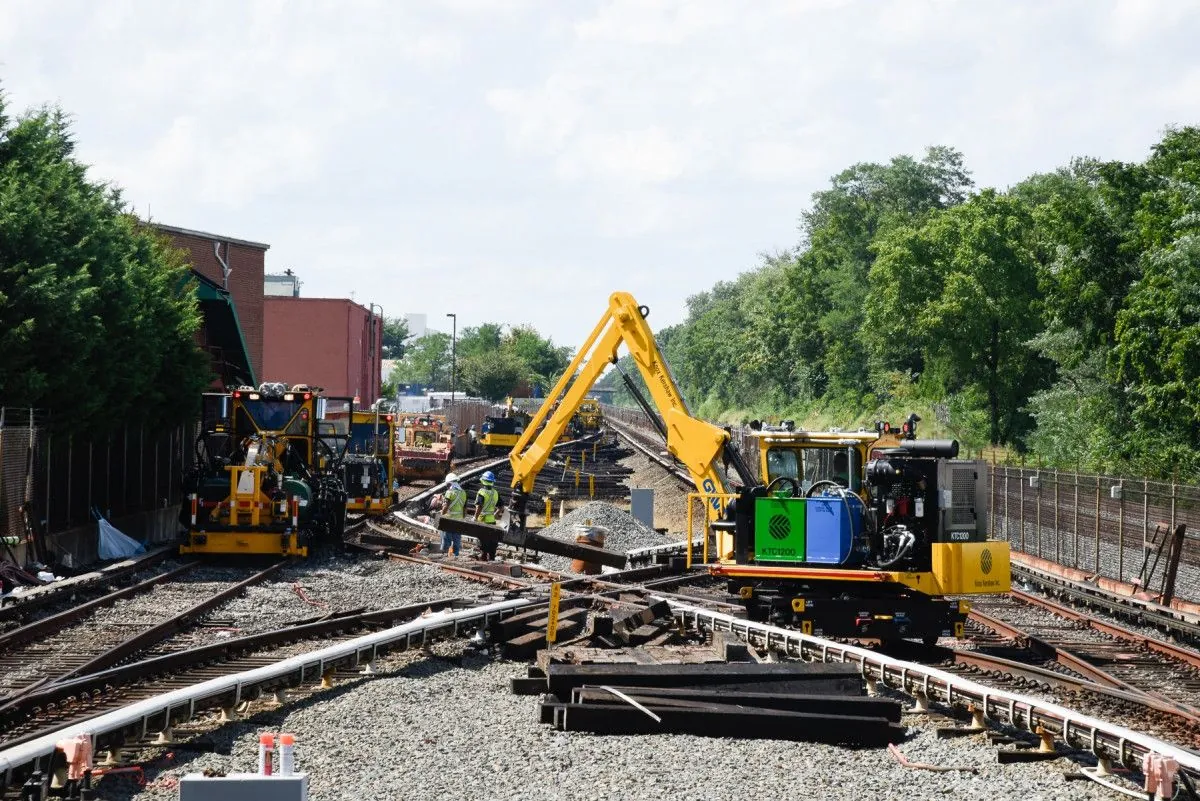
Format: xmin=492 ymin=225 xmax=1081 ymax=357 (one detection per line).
xmin=534 ymin=501 xmax=670 ymax=572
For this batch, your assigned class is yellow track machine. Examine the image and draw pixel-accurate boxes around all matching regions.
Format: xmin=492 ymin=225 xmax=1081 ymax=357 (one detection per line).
xmin=180 ymin=383 xmax=352 ymax=557
xmin=505 ymin=292 xmax=1010 ymax=644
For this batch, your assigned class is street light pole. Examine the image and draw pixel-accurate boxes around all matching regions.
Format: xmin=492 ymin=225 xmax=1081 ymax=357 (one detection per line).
xmin=446 ymin=312 xmax=457 ymax=406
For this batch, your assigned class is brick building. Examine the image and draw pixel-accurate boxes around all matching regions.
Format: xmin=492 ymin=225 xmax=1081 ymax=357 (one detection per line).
xmin=153 ymin=223 xmax=268 ymax=382
xmin=263 ymin=298 xmax=383 ymax=402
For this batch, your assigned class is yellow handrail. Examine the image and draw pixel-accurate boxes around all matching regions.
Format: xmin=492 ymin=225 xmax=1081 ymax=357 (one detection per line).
xmin=685 ymin=491 xmax=738 ymax=567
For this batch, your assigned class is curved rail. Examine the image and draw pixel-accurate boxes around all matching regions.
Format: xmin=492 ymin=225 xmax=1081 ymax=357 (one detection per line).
xmin=0 ymin=596 xmax=536 ymax=782
xmin=667 ymin=599 xmax=1200 ymax=775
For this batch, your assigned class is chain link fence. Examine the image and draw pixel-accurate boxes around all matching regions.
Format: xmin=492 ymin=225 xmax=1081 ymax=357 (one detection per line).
xmin=990 ymin=464 xmax=1200 ymax=602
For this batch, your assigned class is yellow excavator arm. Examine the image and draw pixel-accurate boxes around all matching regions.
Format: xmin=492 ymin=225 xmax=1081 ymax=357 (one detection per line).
xmin=508 ymin=292 xmax=749 ymax=531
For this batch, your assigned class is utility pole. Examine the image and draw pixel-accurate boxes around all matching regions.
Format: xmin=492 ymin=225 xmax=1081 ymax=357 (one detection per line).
xmin=446 ymin=312 xmax=457 ymax=406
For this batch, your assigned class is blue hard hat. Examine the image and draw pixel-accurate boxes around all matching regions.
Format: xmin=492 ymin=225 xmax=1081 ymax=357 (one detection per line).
xmin=481 ymin=471 xmax=496 ymax=486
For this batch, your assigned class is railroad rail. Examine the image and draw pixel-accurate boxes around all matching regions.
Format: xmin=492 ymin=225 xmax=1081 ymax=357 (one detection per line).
xmin=0 ymin=595 xmax=535 ymax=783
xmin=0 ymin=548 xmax=175 ymax=625
xmin=1012 ymin=559 xmax=1200 ymax=646
xmin=0 ymin=561 xmax=287 ymax=709
xmin=669 ymin=599 xmax=1200 ymax=777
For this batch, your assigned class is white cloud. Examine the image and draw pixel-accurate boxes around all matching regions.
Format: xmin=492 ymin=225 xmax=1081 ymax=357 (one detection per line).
xmin=2 ymin=0 xmax=1199 ymax=348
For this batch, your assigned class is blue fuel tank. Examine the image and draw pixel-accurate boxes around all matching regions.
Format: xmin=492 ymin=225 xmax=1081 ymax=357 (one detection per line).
xmin=805 ymin=492 xmax=865 ymax=565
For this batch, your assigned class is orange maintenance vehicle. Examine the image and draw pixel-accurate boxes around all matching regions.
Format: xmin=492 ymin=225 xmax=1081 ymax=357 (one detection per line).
xmin=395 ymin=413 xmax=454 ymax=484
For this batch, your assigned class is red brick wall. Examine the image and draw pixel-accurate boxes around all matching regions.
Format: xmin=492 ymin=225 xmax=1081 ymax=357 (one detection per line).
xmin=264 ymin=298 xmax=383 ymax=401
xmin=156 ymin=227 xmax=266 ymax=380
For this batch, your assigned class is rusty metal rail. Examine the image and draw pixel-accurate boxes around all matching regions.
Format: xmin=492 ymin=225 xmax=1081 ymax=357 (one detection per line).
xmin=0 ymin=596 xmax=535 ymax=783
xmin=0 ymin=561 xmax=200 ymax=654
xmin=667 ymin=599 xmax=1200 ymax=775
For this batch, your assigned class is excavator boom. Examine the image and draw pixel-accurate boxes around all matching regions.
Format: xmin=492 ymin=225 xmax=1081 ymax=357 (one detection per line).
xmin=508 ymin=292 xmax=737 ymax=529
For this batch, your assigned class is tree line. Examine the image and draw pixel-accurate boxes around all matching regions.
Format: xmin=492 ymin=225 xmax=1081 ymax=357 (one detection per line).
xmin=607 ymin=130 xmax=1200 ymax=480
xmin=0 ymin=91 xmax=209 ymax=433
xmin=384 ymin=322 xmax=571 ymax=402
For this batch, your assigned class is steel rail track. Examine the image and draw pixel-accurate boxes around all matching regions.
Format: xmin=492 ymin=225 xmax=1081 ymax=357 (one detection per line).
xmin=966 ymin=606 xmax=1148 ymax=695
xmin=1012 ymin=561 xmax=1200 ymax=645
xmin=0 ymin=548 xmax=176 ymax=627
xmin=0 ymin=590 xmax=503 ymax=751
xmin=604 ymin=418 xmax=693 ymax=486
xmin=0 ymin=561 xmax=288 ymax=726
xmin=0 ymin=562 xmax=200 ymax=654
xmin=668 ymin=599 xmax=1200 ymax=776
xmin=0 ymin=595 xmax=537 ymax=783
xmin=1009 ymin=584 xmax=1200 ymax=671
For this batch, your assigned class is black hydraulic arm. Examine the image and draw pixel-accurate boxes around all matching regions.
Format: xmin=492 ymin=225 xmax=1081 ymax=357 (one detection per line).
xmin=614 ymin=361 xmax=668 ymax=440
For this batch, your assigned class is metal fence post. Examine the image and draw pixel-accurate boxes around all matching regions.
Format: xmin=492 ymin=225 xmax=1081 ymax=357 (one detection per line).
xmin=1054 ymin=468 xmax=1060 ymax=564
xmin=1094 ymin=476 xmax=1101 ymax=576
xmin=1036 ymin=469 xmax=1042 ymax=559
xmin=87 ymin=440 xmax=93 ymax=519
xmin=139 ymin=426 xmax=145 ymax=509
xmin=989 ymin=456 xmax=995 ymax=536
xmin=66 ymin=434 xmax=73 ymax=528
xmin=1019 ymin=458 xmax=1026 ymax=553
xmin=1170 ymin=477 xmax=1178 ymax=542
xmin=123 ymin=425 xmax=129 ymax=516
xmin=154 ymin=431 xmax=160 ymax=508
xmin=1117 ymin=480 xmax=1125 ymax=582
xmin=44 ymin=432 xmax=52 ymax=534
xmin=1143 ymin=478 xmax=1150 ymax=562
xmin=1003 ymin=467 xmax=1010 ymax=544
xmin=1072 ymin=471 xmax=1080 ymax=569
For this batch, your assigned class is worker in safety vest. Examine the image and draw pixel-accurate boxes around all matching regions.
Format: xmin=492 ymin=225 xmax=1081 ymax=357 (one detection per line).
xmin=473 ymin=471 xmax=501 ymax=561
xmin=439 ymin=473 xmax=466 ymax=557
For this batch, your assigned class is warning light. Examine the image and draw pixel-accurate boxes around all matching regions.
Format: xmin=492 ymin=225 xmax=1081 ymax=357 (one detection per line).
xmin=385 ymin=414 xmax=394 ymax=422
xmin=303 ymin=392 xmax=312 ymax=400
xmin=233 ymin=391 xmax=242 ymax=399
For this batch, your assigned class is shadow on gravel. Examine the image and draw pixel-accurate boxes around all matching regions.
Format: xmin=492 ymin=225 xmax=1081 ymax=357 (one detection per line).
xmin=92 ymin=646 xmax=504 ymax=799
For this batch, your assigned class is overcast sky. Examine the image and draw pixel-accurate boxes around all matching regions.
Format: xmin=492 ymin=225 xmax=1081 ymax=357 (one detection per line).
xmin=3 ymin=0 xmax=1197 ymax=347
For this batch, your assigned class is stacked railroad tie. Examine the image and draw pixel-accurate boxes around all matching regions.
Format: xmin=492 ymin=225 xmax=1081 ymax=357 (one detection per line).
xmin=527 ymin=662 xmax=903 ymax=745
xmin=506 ymin=600 xmax=904 ymax=746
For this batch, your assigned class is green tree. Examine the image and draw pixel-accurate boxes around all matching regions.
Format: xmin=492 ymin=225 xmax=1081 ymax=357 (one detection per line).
xmin=460 ymin=351 xmax=528 ymax=401
xmin=1112 ymin=237 xmax=1200 ymax=476
xmin=866 ymin=191 xmax=1046 ymax=444
xmin=503 ymin=325 xmax=571 ymax=388
xmin=381 ymin=316 xmax=410 ymax=360
xmin=388 ymin=332 xmax=452 ymax=389
xmin=0 ymin=95 xmax=209 ymax=432
xmin=456 ymin=323 xmax=503 ymax=360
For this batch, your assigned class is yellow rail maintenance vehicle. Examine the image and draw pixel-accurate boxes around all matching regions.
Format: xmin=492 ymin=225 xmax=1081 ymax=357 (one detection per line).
xmin=395 ymin=413 xmax=453 ymax=483
xmin=180 ymin=383 xmax=352 ymax=557
xmin=343 ymin=408 xmax=397 ymax=515
xmin=576 ymin=399 xmax=603 ymax=433
xmin=713 ymin=414 xmax=1009 ymax=644
xmin=504 ymin=291 xmax=1010 ymax=645
xmin=479 ymin=398 xmax=532 ymax=455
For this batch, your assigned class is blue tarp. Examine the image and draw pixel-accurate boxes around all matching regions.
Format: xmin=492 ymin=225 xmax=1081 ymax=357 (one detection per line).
xmin=96 ymin=512 xmax=146 ymax=560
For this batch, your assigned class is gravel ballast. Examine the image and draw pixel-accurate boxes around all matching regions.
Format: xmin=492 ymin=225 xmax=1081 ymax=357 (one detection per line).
xmin=101 ymin=642 xmax=1132 ymax=801
xmin=535 ymin=501 xmax=672 ymax=572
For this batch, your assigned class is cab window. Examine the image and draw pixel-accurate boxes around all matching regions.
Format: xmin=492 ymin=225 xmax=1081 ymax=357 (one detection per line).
xmin=765 ymin=449 xmax=799 ymax=482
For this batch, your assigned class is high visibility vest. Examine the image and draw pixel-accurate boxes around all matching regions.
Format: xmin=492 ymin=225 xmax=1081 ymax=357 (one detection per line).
xmin=476 ymin=487 xmax=499 ymax=523
xmin=444 ymin=486 xmax=467 ymax=519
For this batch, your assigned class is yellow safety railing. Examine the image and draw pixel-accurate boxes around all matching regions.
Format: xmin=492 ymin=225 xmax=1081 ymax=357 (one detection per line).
xmin=685 ymin=491 xmax=738 ymax=568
